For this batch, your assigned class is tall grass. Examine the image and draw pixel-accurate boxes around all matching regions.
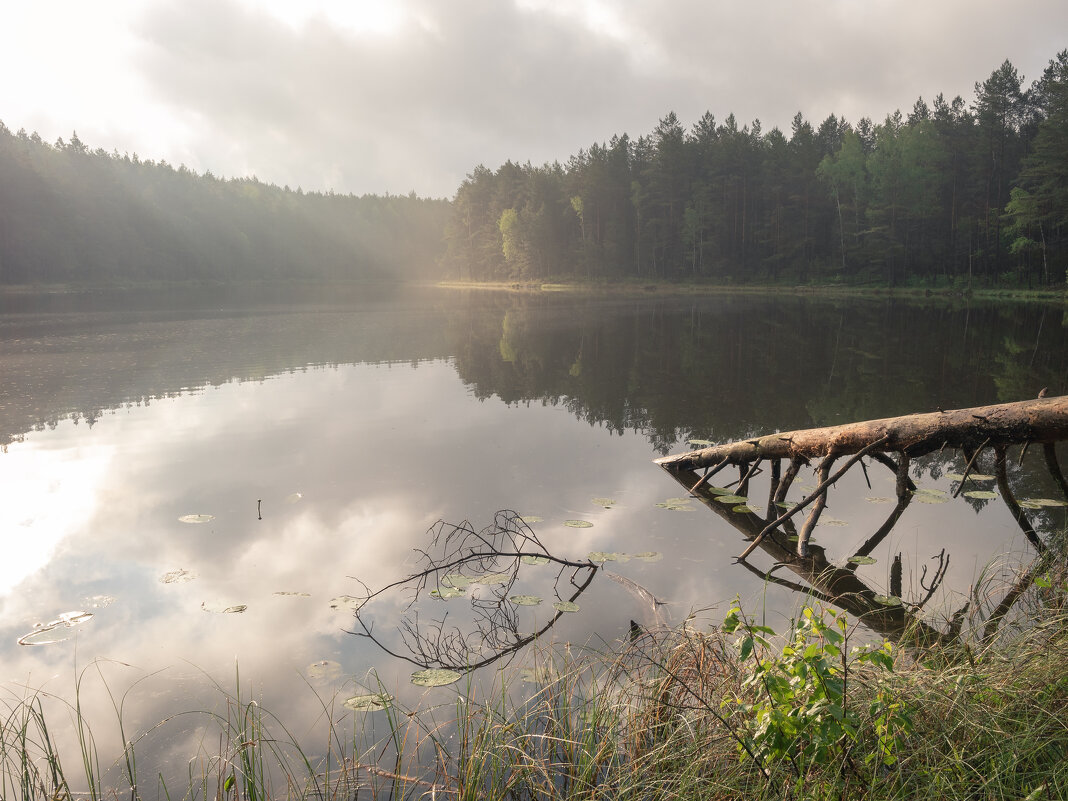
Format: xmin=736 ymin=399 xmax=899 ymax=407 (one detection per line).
xmin=4 ymin=567 xmax=1068 ymax=800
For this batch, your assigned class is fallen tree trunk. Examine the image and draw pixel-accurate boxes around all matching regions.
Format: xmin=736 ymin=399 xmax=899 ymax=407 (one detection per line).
xmin=655 ymin=395 xmax=1068 ymax=471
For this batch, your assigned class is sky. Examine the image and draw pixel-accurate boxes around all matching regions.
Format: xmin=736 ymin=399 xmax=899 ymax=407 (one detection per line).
xmin=3 ymin=0 xmax=1066 ymax=199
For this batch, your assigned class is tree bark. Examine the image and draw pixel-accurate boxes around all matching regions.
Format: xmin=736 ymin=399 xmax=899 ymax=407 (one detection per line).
xmin=655 ymin=396 xmax=1068 ymax=472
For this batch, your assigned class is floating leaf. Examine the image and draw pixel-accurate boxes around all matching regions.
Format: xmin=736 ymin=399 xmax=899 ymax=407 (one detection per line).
xmin=563 ymin=520 xmax=593 ymax=528
xmin=732 ymin=505 xmax=754 ymax=513
xmin=947 ymin=473 xmax=995 ymax=482
xmin=473 ymin=572 xmax=512 ymax=585
xmin=715 ymin=495 xmax=748 ymax=504
xmin=656 ymin=501 xmax=693 ymax=511
xmin=519 ymin=515 xmax=544 ymax=524
xmin=872 ymin=594 xmax=903 ymax=607
xmin=552 ymin=601 xmax=580 ymax=613
xmin=274 ymin=591 xmax=310 ymax=598
xmin=510 ymin=595 xmax=542 ymax=606
xmin=306 ymin=660 xmax=342 ymax=681
xmin=329 ymin=595 xmax=362 ymax=611
xmin=592 ymin=498 xmax=617 ymax=508
xmin=963 ymin=490 xmax=998 ymax=500
xmin=429 ymin=586 xmax=466 ymax=600
xmin=775 ymin=501 xmax=794 ymax=509
xmin=344 ymin=693 xmax=393 ymax=712
xmin=707 ymin=487 xmax=734 ymax=496
xmin=913 ymin=488 xmax=947 ymax=497
xmin=201 ymin=602 xmax=247 ymax=614
xmin=285 ymin=492 xmax=303 ymax=504
xmin=688 ymin=439 xmax=713 ymax=448
xmin=1021 ymin=497 xmax=1068 ymax=508
xmin=17 ymin=611 xmax=94 ymax=646
xmin=519 ymin=666 xmax=555 ymax=684
xmin=411 ymin=669 xmax=462 ymax=687
xmin=819 ymin=518 xmax=849 ymax=527
xmin=587 ymin=551 xmax=621 ymax=562
xmin=848 ymin=556 xmax=877 ymax=565
xmin=178 ymin=514 xmax=214 ymax=524
xmin=633 ymin=551 xmax=663 ymax=562
xmin=160 ymin=569 xmax=195 ymax=584
xmin=865 ymin=497 xmax=893 ymax=504
xmin=521 ymin=555 xmax=550 ymax=565
xmin=441 ymin=574 xmax=473 ymax=589
xmin=912 ymin=489 xmax=949 ymax=504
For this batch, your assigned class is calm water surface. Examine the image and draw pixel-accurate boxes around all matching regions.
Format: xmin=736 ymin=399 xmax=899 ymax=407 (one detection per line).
xmin=1 ymin=285 xmax=1066 ymax=784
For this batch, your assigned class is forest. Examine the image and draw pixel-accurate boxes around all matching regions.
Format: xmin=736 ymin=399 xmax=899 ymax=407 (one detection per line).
xmin=1 ymin=50 xmax=1065 ymax=289
xmin=443 ymin=51 xmax=1068 ymax=289
xmin=0 ymin=123 xmax=450 ymax=285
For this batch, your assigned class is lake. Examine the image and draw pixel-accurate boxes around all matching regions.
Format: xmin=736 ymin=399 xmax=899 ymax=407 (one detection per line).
xmin=1 ymin=285 xmax=1065 ymax=791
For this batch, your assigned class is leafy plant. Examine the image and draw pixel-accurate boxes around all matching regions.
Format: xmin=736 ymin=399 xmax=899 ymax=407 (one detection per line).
xmin=723 ymin=601 xmax=912 ymax=790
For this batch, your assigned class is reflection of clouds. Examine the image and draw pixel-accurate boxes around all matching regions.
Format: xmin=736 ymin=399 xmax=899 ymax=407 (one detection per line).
xmin=0 ymin=439 xmax=114 ymax=595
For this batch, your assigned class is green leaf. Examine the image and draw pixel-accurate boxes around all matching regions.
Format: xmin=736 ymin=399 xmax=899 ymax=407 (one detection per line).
xmin=411 ymin=669 xmax=462 ymax=687
xmin=510 ymin=594 xmax=542 ymax=606
xmin=343 ymin=693 xmax=393 ymax=712
xmin=552 ymin=601 xmax=580 ymax=613
xmin=847 ymin=555 xmax=877 ymax=565
xmin=563 ymin=519 xmax=593 ymax=528
xmin=520 ymin=555 xmax=550 ymax=565
xmin=963 ymin=490 xmax=998 ymax=499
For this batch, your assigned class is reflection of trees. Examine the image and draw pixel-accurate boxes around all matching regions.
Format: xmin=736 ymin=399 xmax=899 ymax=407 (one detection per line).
xmin=656 ymin=400 xmax=1068 ymax=647
xmin=0 ymin=287 xmax=451 ymax=448
xmin=350 ymin=511 xmax=597 ymax=671
xmin=446 ymin=293 xmax=1068 ymax=454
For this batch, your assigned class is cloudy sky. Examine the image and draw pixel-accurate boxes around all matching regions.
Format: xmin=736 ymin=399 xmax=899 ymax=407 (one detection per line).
xmin=4 ymin=0 xmax=1066 ymax=198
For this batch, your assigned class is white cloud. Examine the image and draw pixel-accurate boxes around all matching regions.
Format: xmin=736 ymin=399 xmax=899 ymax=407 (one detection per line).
xmin=2 ymin=0 xmax=1066 ymax=196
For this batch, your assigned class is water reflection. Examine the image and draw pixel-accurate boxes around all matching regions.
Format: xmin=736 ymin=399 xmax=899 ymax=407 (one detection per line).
xmin=1 ymin=287 xmax=1066 ymax=790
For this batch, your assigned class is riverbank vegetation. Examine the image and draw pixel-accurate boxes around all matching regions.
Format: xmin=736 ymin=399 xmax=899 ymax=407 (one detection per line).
xmin=3 ymin=51 xmax=1066 ymax=293
xmin=4 ymin=558 xmax=1067 ymax=800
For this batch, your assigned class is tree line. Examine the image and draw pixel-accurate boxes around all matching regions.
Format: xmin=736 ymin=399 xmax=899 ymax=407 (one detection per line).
xmin=443 ymin=51 xmax=1068 ymax=288
xmin=0 ymin=123 xmax=450 ymax=285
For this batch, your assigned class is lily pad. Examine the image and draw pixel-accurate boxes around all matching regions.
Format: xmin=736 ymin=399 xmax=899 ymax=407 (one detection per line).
xmin=201 ymin=602 xmax=246 ymax=614
xmin=912 ymin=490 xmax=949 ymax=504
xmin=519 ymin=515 xmax=544 ymax=524
xmin=633 ymin=551 xmax=663 ymax=562
xmin=160 ymin=568 xmax=195 ymax=584
xmin=1021 ymin=497 xmax=1068 ymax=508
xmin=819 ymin=518 xmax=849 ymax=527
xmin=441 ymin=574 xmax=473 ymax=589
xmin=306 ymin=660 xmax=342 ymax=681
xmin=472 ymin=572 xmax=512 ymax=585
xmin=732 ymin=505 xmax=754 ymax=513
xmin=707 ymin=487 xmax=734 ymax=496
xmin=865 ymin=497 xmax=893 ymax=504
xmin=16 ymin=611 xmax=94 ymax=647
xmin=688 ymin=439 xmax=713 ymax=448
xmin=587 ymin=551 xmax=624 ymax=562
xmin=963 ymin=490 xmax=998 ymax=500
xmin=329 ymin=595 xmax=362 ymax=611
xmin=178 ymin=514 xmax=214 ymax=524
xmin=429 ymin=586 xmax=466 ymax=599
xmin=274 ymin=591 xmax=310 ymax=597
xmin=519 ymin=666 xmax=556 ymax=684
xmin=563 ymin=520 xmax=593 ymax=528
xmin=947 ymin=473 xmax=995 ymax=482
xmin=285 ymin=492 xmax=304 ymax=504
xmin=411 ymin=669 xmax=462 ymax=687
xmin=592 ymin=498 xmax=617 ymax=508
xmin=872 ymin=594 xmax=903 ymax=607
xmin=552 ymin=601 xmax=580 ymax=613
xmin=521 ymin=555 xmax=550 ymax=565
xmin=510 ymin=595 xmax=542 ymax=606
xmin=847 ymin=556 xmax=877 ymax=565
xmin=343 ymin=693 xmax=393 ymax=712
xmin=714 ymin=494 xmax=748 ymax=504
xmin=655 ymin=501 xmax=694 ymax=511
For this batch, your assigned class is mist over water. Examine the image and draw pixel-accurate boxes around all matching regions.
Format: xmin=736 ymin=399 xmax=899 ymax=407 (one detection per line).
xmin=1 ymin=286 xmax=1065 ymax=787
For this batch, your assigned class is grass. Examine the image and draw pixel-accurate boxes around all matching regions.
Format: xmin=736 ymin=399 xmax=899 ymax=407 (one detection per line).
xmin=4 ymin=566 xmax=1068 ymax=800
